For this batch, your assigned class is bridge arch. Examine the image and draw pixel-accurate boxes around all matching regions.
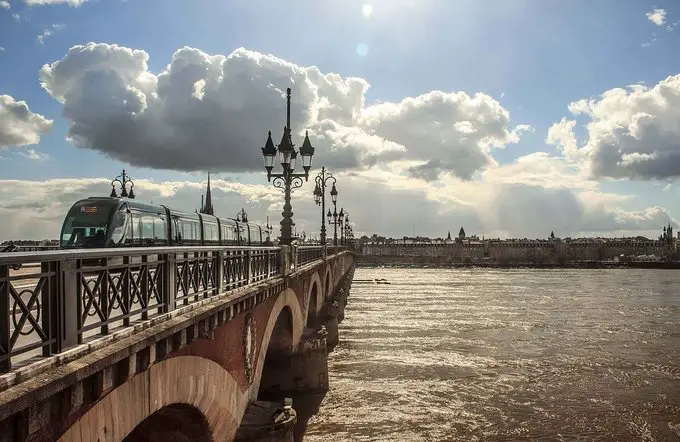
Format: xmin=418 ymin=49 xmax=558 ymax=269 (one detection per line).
xmin=58 ymin=356 xmax=245 ymax=442
xmin=324 ymin=266 xmax=332 ymax=301
xmin=124 ymin=403 xmax=211 ymax=442
xmin=249 ymin=288 xmax=303 ymax=401
xmin=305 ymin=271 xmax=322 ymax=328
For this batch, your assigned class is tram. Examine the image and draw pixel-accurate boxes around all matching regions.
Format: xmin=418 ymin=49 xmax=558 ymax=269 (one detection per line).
xmin=59 ymin=197 xmax=272 ymax=249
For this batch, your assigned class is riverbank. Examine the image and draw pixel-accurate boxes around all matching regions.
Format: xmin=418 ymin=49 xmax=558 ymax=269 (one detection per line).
xmin=356 ymin=255 xmax=680 ymax=269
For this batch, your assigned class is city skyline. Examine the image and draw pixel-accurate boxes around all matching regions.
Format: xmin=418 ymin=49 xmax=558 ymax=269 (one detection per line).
xmin=2 ymin=0 xmax=680 ymax=241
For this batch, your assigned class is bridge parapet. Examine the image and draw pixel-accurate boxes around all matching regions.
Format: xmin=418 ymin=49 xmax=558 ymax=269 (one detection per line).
xmin=0 ymin=245 xmax=348 ymax=377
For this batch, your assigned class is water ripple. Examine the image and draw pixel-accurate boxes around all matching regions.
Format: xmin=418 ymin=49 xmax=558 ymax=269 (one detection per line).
xmin=304 ymin=268 xmax=680 ymax=441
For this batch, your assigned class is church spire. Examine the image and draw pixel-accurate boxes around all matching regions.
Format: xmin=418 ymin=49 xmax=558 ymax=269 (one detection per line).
xmin=201 ymin=173 xmax=215 ymax=215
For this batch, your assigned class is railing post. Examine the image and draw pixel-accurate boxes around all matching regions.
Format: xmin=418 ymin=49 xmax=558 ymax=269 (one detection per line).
xmin=42 ymin=261 xmax=57 ymax=357
xmin=293 ymin=244 xmax=299 ymax=273
xmin=216 ymin=250 xmax=224 ymax=294
xmin=59 ymin=259 xmax=79 ymax=351
xmin=323 ymin=244 xmax=327 ymax=260
xmin=0 ymin=264 xmax=9 ymax=372
xmin=100 ymin=257 xmax=109 ymax=334
xmin=162 ymin=253 xmax=176 ymax=313
xmin=281 ymin=246 xmax=291 ymax=277
xmin=246 ymin=248 xmax=252 ymax=284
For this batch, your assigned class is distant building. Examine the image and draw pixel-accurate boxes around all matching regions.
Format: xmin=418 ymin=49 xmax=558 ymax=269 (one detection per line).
xmin=362 ymin=224 xmax=678 ymax=263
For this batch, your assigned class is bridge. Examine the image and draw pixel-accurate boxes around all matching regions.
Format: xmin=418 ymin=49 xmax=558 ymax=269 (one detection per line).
xmin=0 ymin=244 xmax=355 ymax=441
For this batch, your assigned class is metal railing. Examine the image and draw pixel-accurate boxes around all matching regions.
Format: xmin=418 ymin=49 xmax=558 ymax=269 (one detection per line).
xmin=297 ymin=246 xmax=324 ymax=266
xmin=0 ymin=244 xmax=344 ymax=373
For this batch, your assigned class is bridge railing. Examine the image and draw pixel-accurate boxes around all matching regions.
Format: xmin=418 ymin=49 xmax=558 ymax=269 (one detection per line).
xmin=0 ymin=246 xmax=288 ymax=373
xmin=0 ymin=244 xmax=346 ymax=373
xmin=15 ymin=245 xmax=60 ymax=252
xmin=297 ymin=246 xmax=324 ymax=266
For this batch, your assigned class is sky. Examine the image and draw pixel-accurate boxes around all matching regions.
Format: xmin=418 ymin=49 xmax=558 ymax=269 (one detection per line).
xmin=1 ymin=0 xmax=680 ymax=241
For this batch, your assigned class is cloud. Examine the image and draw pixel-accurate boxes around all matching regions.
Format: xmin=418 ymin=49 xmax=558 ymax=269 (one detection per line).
xmin=0 ymin=47 xmax=5 ymax=52
xmin=547 ymin=75 xmax=680 ymax=180
xmin=36 ymin=23 xmax=65 ymax=44
xmin=646 ymin=8 xmax=667 ymax=26
xmin=0 ymin=1 xmax=9 ymax=9
xmin=25 ymin=0 xmax=87 ymax=6
xmin=19 ymin=148 xmax=50 ymax=161
xmin=0 ymin=166 xmax=673 ymax=242
xmin=39 ymin=43 xmax=528 ymax=179
xmin=0 ymin=94 xmax=53 ymax=148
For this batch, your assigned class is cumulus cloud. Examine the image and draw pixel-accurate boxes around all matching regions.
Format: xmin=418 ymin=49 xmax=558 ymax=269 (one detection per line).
xmin=0 ymin=1 xmax=9 ymax=9
xmin=40 ymin=43 xmax=528 ymax=180
xmin=547 ymin=75 xmax=680 ymax=180
xmin=0 ymin=94 xmax=53 ymax=148
xmin=646 ymin=8 xmax=667 ymax=26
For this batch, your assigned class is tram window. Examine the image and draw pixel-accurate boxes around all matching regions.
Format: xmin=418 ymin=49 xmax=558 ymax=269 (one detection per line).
xmin=181 ymin=220 xmax=199 ymax=243
xmin=247 ymin=224 xmax=260 ymax=245
xmin=172 ymin=218 xmax=181 ymax=243
xmin=60 ymin=200 xmax=118 ymax=248
xmin=109 ymin=206 xmax=129 ymax=245
xmin=123 ymin=214 xmax=135 ymax=246
xmin=141 ymin=216 xmax=154 ymax=239
xmin=204 ymin=223 xmax=218 ymax=243
xmin=154 ymin=216 xmax=168 ymax=242
xmin=220 ymin=221 xmax=237 ymax=244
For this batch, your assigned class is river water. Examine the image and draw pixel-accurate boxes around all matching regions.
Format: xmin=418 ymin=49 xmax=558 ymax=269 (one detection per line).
xmin=304 ymin=268 xmax=680 ymax=441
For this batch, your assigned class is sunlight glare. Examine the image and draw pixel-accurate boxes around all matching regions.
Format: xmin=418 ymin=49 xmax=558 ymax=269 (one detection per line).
xmin=362 ymin=4 xmax=373 ymax=18
xmin=356 ymin=43 xmax=369 ymax=57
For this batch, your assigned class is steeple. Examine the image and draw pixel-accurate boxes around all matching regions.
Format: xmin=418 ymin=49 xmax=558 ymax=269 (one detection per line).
xmin=458 ymin=226 xmax=466 ymax=239
xmin=201 ymin=173 xmax=215 ymax=215
xmin=447 ymin=231 xmax=451 ymax=241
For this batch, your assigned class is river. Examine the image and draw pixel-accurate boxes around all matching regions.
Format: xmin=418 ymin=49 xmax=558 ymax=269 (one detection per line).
xmin=304 ymin=268 xmax=680 ymax=441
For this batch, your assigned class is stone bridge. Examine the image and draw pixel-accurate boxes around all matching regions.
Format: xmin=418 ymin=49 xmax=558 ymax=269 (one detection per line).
xmin=0 ymin=245 xmax=355 ymax=441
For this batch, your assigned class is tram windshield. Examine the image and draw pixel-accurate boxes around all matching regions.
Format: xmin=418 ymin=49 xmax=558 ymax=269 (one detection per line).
xmin=60 ymin=200 xmax=121 ymax=248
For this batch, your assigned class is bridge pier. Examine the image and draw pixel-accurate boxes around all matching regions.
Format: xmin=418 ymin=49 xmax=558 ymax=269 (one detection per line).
xmin=257 ymin=328 xmax=329 ymax=442
xmin=235 ymin=400 xmax=297 ymax=442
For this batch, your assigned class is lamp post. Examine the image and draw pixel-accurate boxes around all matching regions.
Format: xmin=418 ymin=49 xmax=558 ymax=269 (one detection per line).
xmin=236 ymin=208 xmax=248 ymax=222
xmin=260 ymin=88 xmax=315 ymax=246
xmin=110 ymin=169 xmax=135 ymax=199
xmin=313 ymin=167 xmax=337 ymax=246
xmin=264 ymin=216 xmax=273 ymax=244
xmin=327 ymin=207 xmax=344 ymax=246
xmin=341 ymin=212 xmax=350 ymax=246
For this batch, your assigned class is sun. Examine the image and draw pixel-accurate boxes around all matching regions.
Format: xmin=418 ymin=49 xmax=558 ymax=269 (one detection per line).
xmin=362 ymin=4 xmax=373 ymax=18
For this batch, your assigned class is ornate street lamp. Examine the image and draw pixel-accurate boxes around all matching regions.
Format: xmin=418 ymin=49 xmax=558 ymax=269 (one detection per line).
xmin=261 ymin=88 xmax=315 ymax=246
xmin=313 ymin=167 xmax=337 ymax=246
xmin=341 ymin=212 xmax=350 ymax=246
xmin=327 ymin=207 xmax=344 ymax=246
xmin=236 ymin=208 xmax=248 ymax=222
xmin=110 ymin=169 xmax=135 ymax=199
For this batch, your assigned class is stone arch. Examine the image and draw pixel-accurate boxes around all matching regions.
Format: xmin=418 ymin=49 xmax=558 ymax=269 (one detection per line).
xmin=124 ymin=403 xmax=211 ymax=442
xmin=324 ymin=266 xmax=332 ymax=301
xmin=248 ymin=288 xmax=304 ymax=402
xmin=305 ymin=271 xmax=322 ymax=324
xmin=58 ymin=356 xmax=244 ymax=442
